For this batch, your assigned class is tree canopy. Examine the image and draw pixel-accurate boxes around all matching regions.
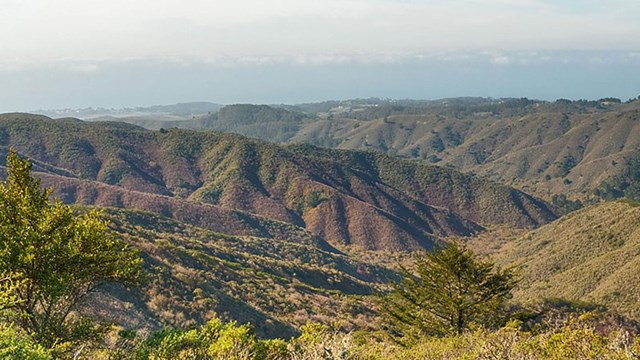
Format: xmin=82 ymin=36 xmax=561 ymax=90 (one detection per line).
xmin=0 ymin=149 xmax=142 ymax=348
xmin=383 ymin=243 xmax=518 ymax=342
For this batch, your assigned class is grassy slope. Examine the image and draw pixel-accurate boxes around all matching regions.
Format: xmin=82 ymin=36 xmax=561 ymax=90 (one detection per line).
xmin=497 ymin=201 xmax=640 ymax=319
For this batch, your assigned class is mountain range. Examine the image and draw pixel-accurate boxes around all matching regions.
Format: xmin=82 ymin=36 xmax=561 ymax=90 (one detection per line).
xmin=82 ymin=97 xmax=640 ymax=201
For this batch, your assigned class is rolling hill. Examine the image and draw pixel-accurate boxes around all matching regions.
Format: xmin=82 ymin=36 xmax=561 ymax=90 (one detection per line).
xmin=122 ymin=98 xmax=640 ymax=201
xmin=0 ymin=112 xmax=557 ymax=251
xmin=294 ymin=99 xmax=640 ymax=200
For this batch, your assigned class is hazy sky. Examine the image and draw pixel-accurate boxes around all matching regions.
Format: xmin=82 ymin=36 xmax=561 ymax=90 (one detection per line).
xmin=1 ymin=0 xmax=639 ymax=111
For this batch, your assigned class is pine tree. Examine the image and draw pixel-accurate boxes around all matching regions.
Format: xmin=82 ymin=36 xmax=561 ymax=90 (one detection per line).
xmin=382 ymin=243 xmax=518 ymax=342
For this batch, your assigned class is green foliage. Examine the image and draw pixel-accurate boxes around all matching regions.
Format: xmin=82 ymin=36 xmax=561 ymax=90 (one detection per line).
xmin=98 ymin=312 xmax=640 ymax=359
xmin=350 ymin=314 xmax=640 ymax=360
xmin=557 ymin=155 xmax=578 ymax=177
xmin=0 ymin=272 xmax=25 ymax=316
xmin=253 ymin=338 xmax=288 ymax=360
xmin=304 ymin=190 xmax=329 ymax=210
xmin=0 ymin=150 xmax=143 ymax=348
xmin=211 ymin=104 xmax=306 ymax=143
xmin=382 ymin=243 xmax=518 ymax=341
xmin=295 ymin=322 xmax=331 ymax=345
xmin=123 ymin=317 xmax=336 ymax=360
xmin=288 ymin=322 xmax=355 ymax=359
xmin=135 ymin=316 xmax=259 ymax=359
xmin=595 ymin=157 xmax=640 ymax=201
xmin=0 ymin=324 xmax=52 ymax=360
xmin=551 ymin=194 xmax=583 ymax=213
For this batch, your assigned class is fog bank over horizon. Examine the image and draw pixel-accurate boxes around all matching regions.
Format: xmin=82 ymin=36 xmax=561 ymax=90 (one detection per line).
xmin=1 ymin=50 xmax=638 ymax=113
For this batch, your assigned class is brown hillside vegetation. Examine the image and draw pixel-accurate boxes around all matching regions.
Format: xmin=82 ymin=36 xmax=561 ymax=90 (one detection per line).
xmin=0 ymin=113 xmax=556 ymax=251
xmin=77 ymin=207 xmax=392 ymax=338
xmin=497 ymin=201 xmax=640 ymax=319
xmin=31 ymin=170 xmax=325 ymax=247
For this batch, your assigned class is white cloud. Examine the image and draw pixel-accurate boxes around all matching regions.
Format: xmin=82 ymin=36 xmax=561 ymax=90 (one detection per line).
xmin=490 ymin=55 xmax=511 ymax=65
xmin=0 ymin=0 xmax=638 ymax=67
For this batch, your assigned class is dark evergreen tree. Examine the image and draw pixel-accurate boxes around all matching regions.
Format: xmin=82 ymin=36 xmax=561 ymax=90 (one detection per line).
xmin=382 ymin=243 xmax=518 ymax=342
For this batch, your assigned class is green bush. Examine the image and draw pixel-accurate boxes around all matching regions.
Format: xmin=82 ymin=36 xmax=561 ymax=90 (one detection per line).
xmin=0 ymin=325 xmax=51 ymax=360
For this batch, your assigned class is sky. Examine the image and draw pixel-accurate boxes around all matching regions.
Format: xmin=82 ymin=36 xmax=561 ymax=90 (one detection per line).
xmin=1 ymin=0 xmax=639 ymax=111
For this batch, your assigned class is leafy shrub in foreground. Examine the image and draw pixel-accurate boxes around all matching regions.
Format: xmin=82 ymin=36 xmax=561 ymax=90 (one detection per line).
xmin=0 ymin=324 xmax=51 ymax=360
